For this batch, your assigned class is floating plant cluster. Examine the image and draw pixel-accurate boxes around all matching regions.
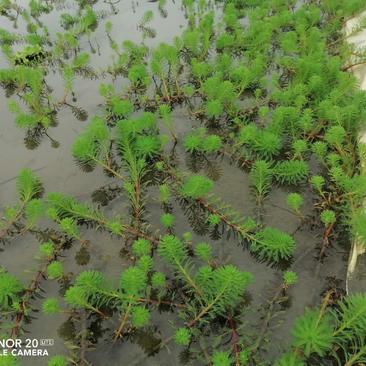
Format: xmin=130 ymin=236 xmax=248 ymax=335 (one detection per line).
xmin=1 ymin=0 xmax=366 ymax=365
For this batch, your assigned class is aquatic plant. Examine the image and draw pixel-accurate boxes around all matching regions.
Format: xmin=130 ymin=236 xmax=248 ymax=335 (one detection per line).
xmin=0 ymin=270 xmax=23 ymax=310
xmin=249 ymin=160 xmax=272 ymax=203
xmin=181 ymin=175 xmax=213 ymax=199
xmin=2 ymin=0 xmax=366 ymax=364
xmin=292 ymin=309 xmax=334 ymax=356
xmin=250 ymin=227 xmax=295 ymax=262
xmin=274 ymin=160 xmax=309 ymax=185
xmin=287 ymin=193 xmax=304 ymax=219
xmin=0 ymin=169 xmax=43 ymax=241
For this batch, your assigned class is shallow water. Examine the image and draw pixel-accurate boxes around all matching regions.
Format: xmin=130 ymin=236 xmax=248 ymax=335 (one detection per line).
xmin=0 ymin=1 xmax=350 ymax=365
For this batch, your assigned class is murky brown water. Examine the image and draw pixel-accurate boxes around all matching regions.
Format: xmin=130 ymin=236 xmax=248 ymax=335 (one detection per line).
xmin=0 ymin=1 xmax=350 ymax=365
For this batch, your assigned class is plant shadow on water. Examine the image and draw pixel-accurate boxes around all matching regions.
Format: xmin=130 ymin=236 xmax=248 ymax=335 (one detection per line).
xmin=1 ymin=1 xmax=366 ymax=366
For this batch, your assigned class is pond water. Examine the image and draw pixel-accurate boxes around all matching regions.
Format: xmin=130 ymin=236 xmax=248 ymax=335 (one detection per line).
xmin=0 ymin=1 xmax=352 ymax=365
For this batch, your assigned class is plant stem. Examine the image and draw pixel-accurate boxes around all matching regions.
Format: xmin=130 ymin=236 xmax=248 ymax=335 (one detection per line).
xmin=344 ymin=344 xmax=366 ymax=366
xmin=228 ymin=315 xmax=241 ymax=366
xmin=91 ymin=156 xmax=125 ymax=181
xmin=113 ymin=300 xmax=133 ymax=342
xmin=176 ymin=261 xmax=203 ymax=296
xmin=319 ymin=223 xmax=334 ymax=259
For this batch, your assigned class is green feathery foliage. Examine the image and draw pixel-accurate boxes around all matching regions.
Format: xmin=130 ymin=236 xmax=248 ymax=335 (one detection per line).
xmin=351 ymin=210 xmax=366 ymax=244
xmin=160 ymin=213 xmax=175 ymax=228
xmin=0 ymin=270 xmax=23 ymax=310
xmin=292 ymin=309 xmax=334 ymax=357
xmin=110 ymin=98 xmax=134 ymax=118
xmin=239 ymin=124 xmax=282 ymax=159
xmin=47 ymin=355 xmax=68 ymax=366
xmin=274 ymin=353 xmax=305 ymax=366
xmin=132 ymin=238 xmax=151 ymax=257
xmin=174 ymin=327 xmax=191 ymax=346
xmin=274 ymin=160 xmax=309 ymax=185
xmin=47 ymin=261 xmax=64 ymax=280
xmin=151 ymin=272 xmax=166 ymax=289
xmin=283 ymin=271 xmax=298 ymax=286
xmin=310 ymin=175 xmax=325 ymax=196
xmin=158 ymin=235 xmax=188 ymax=266
xmin=194 ymin=242 xmax=212 ymax=262
xmin=137 ymin=255 xmax=153 ymax=274
xmin=39 ymin=241 xmax=55 ymax=258
xmin=131 ymin=306 xmax=150 ymax=328
xmin=184 ymin=128 xmax=222 ymax=154
xmin=72 ymin=117 xmax=110 ymax=171
xmin=47 ymin=192 xmax=124 ymax=235
xmin=333 ymin=293 xmax=366 ymax=338
xmin=211 ymin=351 xmax=233 ymax=366
xmin=159 ymin=184 xmax=170 ymax=203
xmin=120 ymin=266 xmax=147 ymax=296
xmin=249 ymin=160 xmax=272 ymax=203
xmin=0 ymin=355 xmax=20 ymax=366
xmin=3 ymin=1 xmax=366 ymax=364
xmin=320 ymin=210 xmax=336 ymax=226
xmin=16 ymin=168 xmax=43 ymax=202
xmin=42 ymin=298 xmax=61 ymax=315
xmin=181 ymin=175 xmax=214 ymax=199
xmin=250 ymin=227 xmax=295 ymax=262
xmin=65 ymin=270 xmax=111 ymax=311
xmin=286 ymin=193 xmax=304 ymax=216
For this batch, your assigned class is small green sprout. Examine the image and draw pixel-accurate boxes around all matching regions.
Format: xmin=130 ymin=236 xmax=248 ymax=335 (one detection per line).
xmin=181 ymin=175 xmax=213 ymax=199
xmin=137 ymin=255 xmax=153 ymax=273
xmin=239 ymin=350 xmax=250 ymax=365
xmin=324 ymin=125 xmax=346 ymax=147
xmin=47 ymin=261 xmax=64 ymax=280
xmin=310 ymin=175 xmax=325 ymax=196
xmin=207 ymin=214 xmax=221 ymax=226
xmin=59 ymin=217 xmax=79 ymax=238
xmin=132 ymin=239 xmax=151 ymax=257
xmin=160 ymin=213 xmax=175 ymax=228
xmin=286 ymin=193 xmax=304 ymax=218
xmin=131 ymin=306 xmax=150 ymax=328
xmin=0 ymin=354 xmax=19 ymax=366
xmin=212 ymin=351 xmax=233 ymax=366
xmin=251 ymin=227 xmax=295 ymax=262
xmin=159 ymin=184 xmax=170 ymax=203
xmin=292 ymin=309 xmax=334 ymax=357
xmin=107 ymin=220 xmax=124 ymax=235
xmin=202 ymin=135 xmax=222 ymax=153
xmin=311 ymin=141 xmax=328 ymax=162
xmin=184 ymin=134 xmax=201 ymax=152
xmin=292 ymin=139 xmax=307 ymax=158
xmin=174 ymin=328 xmax=191 ymax=346
xmin=47 ymin=355 xmax=68 ymax=366
xmin=194 ymin=242 xmax=212 ymax=261
xmin=206 ymin=99 xmax=223 ymax=118
xmin=151 ymin=272 xmax=166 ymax=289
xmin=155 ymin=161 xmax=164 ymax=171
xmin=320 ymin=210 xmax=336 ymax=227
xmin=283 ymin=271 xmax=298 ymax=287
xmin=182 ymin=231 xmax=192 ymax=242
xmin=0 ymin=271 xmax=23 ymax=310
xmin=42 ymin=298 xmax=61 ymax=315
xmin=39 ymin=241 xmax=55 ymax=258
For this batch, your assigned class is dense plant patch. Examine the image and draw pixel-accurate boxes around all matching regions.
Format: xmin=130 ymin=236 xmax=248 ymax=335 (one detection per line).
xmin=1 ymin=0 xmax=366 ymax=365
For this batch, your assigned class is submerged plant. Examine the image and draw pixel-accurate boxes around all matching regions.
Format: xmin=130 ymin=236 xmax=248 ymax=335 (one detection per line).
xmin=2 ymin=0 xmax=366 ymax=365
xmin=0 ymin=270 xmax=23 ymax=310
xmin=181 ymin=175 xmax=214 ymax=199
xmin=249 ymin=160 xmax=272 ymax=203
xmin=292 ymin=309 xmax=334 ymax=356
xmin=250 ymin=227 xmax=295 ymax=262
xmin=286 ymin=193 xmax=304 ymax=219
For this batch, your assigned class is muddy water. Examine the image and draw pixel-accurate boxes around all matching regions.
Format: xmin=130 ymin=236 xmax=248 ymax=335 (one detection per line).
xmin=0 ymin=1 xmax=348 ymax=365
